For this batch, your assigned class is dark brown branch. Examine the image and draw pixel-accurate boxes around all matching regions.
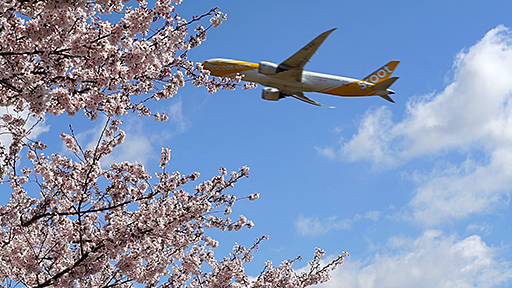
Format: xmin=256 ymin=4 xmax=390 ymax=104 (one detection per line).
xmin=21 ymin=189 xmax=159 ymax=227
xmin=35 ymin=243 xmax=105 ymax=288
xmin=175 ymin=7 xmax=218 ymax=30
xmin=0 ymin=78 xmax=22 ymax=93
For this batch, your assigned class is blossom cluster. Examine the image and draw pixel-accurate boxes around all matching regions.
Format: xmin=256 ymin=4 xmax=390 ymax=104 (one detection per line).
xmin=0 ymin=0 xmax=236 ymax=120
xmin=0 ymin=120 xmax=348 ymax=286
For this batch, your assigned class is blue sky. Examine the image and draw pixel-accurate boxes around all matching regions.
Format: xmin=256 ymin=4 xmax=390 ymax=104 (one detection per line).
xmin=5 ymin=0 xmax=512 ymax=286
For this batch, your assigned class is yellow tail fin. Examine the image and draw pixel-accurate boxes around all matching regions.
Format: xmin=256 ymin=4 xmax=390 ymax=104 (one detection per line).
xmin=363 ymin=61 xmax=400 ymax=84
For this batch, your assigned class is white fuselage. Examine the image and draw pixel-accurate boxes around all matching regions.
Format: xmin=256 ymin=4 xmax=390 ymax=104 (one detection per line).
xmin=242 ymin=69 xmax=356 ymax=94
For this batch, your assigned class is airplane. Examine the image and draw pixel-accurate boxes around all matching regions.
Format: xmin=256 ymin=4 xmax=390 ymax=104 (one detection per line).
xmin=202 ymin=28 xmax=399 ymax=108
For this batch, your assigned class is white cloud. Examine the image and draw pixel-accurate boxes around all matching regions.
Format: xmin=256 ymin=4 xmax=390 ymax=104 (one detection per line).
xmin=315 ymin=230 xmax=512 ymax=288
xmin=295 ymin=211 xmax=381 ymax=237
xmin=295 ymin=215 xmax=352 ymax=237
xmin=0 ymin=107 xmax=50 ymax=158
xmin=100 ymin=118 xmax=154 ymax=166
xmin=57 ymin=99 xmax=188 ymax=167
xmin=466 ymin=223 xmax=493 ymax=236
xmin=317 ymin=106 xmax=397 ymax=166
xmin=104 ymin=98 xmax=190 ymax=165
xmin=354 ymin=211 xmax=381 ymax=222
xmin=334 ymin=25 xmax=512 ymax=163
xmin=68 ymin=116 xmax=154 ymax=166
xmin=319 ymin=25 xmax=512 ymax=225
xmin=409 ymin=150 xmax=512 ymax=226
xmin=168 ymin=98 xmax=187 ymax=136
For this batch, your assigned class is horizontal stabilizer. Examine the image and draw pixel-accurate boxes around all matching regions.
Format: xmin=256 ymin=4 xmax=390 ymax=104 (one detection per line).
xmin=372 ymin=77 xmax=399 ymax=90
xmin=290 ymin=92 xmax=334 ymax=108
xmin=380 ymin=95 xmax=395 ymax=103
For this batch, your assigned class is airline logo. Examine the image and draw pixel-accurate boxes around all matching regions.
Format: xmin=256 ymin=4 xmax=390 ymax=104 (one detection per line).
xmin=358 ymin=60 xmax=400 ymax=89
xmin=365 ymin=66 xmax=394 ymax=83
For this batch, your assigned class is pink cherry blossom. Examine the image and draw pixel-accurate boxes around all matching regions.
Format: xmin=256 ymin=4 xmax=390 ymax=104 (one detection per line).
xmin=0 ymin=1 xmax=347 ymax=287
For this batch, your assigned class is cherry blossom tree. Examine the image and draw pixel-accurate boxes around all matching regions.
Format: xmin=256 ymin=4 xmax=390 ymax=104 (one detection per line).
xmin=0 ymin=0 xmax=348 ymax=287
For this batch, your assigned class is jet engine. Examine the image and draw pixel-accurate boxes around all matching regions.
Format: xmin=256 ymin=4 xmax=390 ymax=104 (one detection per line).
xmin=262 ymin=87 xmax=284 ymax=101
xmin=258 ymin=61 xmax=279 ymax=75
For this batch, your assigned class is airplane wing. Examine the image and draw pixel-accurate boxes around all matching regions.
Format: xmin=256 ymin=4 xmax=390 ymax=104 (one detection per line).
xmin=277 ymin=28 xmax=337 ymax=81
xmin=280 ymin=28 xmax=336 ymax=70
xmin=288 ymin=91 xmax=334 ymax=108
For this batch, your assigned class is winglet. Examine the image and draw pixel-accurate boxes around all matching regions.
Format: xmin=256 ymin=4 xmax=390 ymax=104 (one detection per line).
xmin=279 ymin=28 xmax=337 ymax=71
